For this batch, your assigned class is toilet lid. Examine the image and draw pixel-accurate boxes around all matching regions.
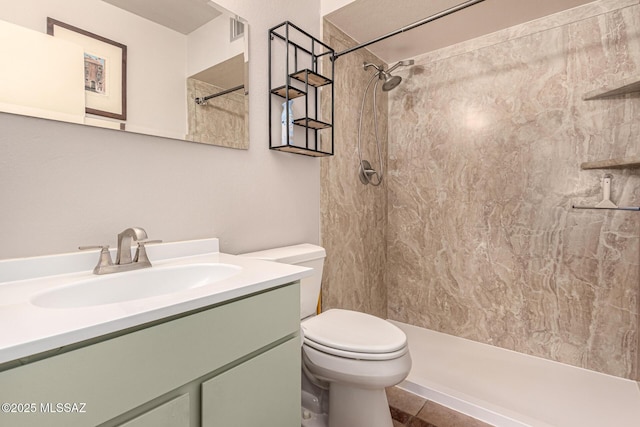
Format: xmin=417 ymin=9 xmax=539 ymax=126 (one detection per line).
xmin=301 ymin=309 xmax=407 ymax=355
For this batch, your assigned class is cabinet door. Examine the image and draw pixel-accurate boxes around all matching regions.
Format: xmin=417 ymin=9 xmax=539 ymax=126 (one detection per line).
xmin=117 ymin=394 xmax=190 ymax=427
xmin=202 ymin=337 xmax=300 ymax=427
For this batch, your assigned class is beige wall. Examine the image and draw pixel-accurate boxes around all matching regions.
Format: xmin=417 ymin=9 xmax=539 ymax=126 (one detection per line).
xmin=321 ymin=21 xmax=388 ymax=318
xmin=0 ymin=0 xmax=322 ymax=259
xmin=322 ymin=0 xmax=640 ymax=380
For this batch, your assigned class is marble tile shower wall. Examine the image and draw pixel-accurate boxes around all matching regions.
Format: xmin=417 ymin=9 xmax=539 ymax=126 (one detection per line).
xmin=385 ymin=0 xmax=640 ymax=379
xmin=321 ymin=21 xmax=388 ymax=318
xmin=322 ymin=0 xmax=640 ymax=380
xmin=186 ymin=78 xmax=248 ymax=148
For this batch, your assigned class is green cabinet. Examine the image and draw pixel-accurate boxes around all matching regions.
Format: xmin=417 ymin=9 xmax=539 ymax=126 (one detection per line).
xmin=202 ymin=338 xmax=300 ymax=426
xmin=118 ymin=394 xmax=190 ymax=427
xmin=0 ymin=283 xmax=301 ymax=427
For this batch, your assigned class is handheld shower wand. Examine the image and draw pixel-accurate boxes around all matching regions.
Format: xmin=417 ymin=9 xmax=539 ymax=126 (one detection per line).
xmin=358 ymin=60 xmax=414 ymax=185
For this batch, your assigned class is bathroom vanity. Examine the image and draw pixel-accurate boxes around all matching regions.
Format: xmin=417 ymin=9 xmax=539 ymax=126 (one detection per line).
xmin=0 ymin=238 xmax=308 ymax=427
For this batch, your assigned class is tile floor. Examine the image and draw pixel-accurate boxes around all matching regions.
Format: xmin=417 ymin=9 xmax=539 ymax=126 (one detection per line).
xmin=386 ymin=387 xmax=493 ymax=427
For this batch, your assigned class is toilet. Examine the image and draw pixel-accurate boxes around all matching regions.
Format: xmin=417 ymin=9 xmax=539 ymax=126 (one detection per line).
xmin=241 ymin=244 xmax=411 ymax=427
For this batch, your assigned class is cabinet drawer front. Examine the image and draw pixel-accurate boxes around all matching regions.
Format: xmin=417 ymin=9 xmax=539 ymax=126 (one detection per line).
xmin=0 ymin=283 xmax=299 ymax=427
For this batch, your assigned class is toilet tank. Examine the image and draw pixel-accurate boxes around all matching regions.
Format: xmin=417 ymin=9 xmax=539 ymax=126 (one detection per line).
xmin=239 ymin=244 xmax=326 ymax=319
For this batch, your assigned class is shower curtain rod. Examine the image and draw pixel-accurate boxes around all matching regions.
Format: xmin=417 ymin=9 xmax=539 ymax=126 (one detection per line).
xmin=329 ymin=0 xmax=485 ymax=60
xmin=195 ymin=84 xmax=245 ymax=105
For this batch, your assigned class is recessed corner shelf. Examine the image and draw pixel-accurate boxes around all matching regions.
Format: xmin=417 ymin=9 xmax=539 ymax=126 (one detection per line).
xmin=583 ymin=75 xmax=640 ymax=100
xmin=572 ymin=175 xmax=640 ymax=211
xmin=271 ymin=85 xmax=306 ymax=99
xmin=290 ymin=69 xmax=332 ymax=87
xmin=580 ymin=156 xmax=640 ymax=170
xmin=573 ymin=205 xmax=640 ymax=211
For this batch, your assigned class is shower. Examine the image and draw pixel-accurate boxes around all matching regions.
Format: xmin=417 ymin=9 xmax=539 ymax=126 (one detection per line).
xmin=358 ymin=60 xmax=414 ymax=186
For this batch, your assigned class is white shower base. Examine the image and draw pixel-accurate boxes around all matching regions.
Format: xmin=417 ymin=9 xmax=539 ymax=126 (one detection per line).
xmin=390 ymin=321 xmax=640 ymax=427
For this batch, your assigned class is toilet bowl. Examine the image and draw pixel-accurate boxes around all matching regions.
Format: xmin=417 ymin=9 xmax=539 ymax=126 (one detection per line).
xmin=240 ymin=244 xmax=411 ymax=427
xmin=302 ymin=309 xmax=411 ymax=427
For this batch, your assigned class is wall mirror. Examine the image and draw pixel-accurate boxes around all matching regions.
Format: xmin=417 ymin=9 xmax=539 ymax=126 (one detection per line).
xmin=0 ymin=0 xmax=249 ymax=149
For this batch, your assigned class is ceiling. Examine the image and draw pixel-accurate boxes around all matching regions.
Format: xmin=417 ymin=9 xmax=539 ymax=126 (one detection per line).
xmin=190 ymin=54 xmax=245 ymax=88
xmin=325 ymin=0 xmax=598 ymax=63
xmin=102 ymin=0 xmax=222 ymax=34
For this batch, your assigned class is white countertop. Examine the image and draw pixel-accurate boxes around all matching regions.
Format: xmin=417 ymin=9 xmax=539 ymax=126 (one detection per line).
xmin=0 ymin=238 xmax=311 ymax=365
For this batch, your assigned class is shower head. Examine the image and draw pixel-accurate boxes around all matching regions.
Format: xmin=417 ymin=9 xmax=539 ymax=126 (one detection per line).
xmin=380 ymin=59 xmax=415 ymax=91
xmin=381 ymin=72 xmax=402 ymax=91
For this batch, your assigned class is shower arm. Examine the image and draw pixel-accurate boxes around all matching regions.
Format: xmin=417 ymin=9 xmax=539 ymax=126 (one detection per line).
xmin=324 ymin=0 xmax=485 ymax=61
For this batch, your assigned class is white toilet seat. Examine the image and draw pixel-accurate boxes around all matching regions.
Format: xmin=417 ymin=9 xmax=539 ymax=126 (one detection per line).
xmin=301 ymin=309 xmax=407 ymax=360
xmin=303 ymin=337 xmax=408 ymax=361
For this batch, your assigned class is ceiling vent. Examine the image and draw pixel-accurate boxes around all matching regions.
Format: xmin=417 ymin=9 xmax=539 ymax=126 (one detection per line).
xmin=230 ymin=17 xmax=244 ymax=42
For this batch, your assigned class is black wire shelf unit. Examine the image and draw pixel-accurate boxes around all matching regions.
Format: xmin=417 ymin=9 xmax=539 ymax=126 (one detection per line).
xmin=269 ymin=21 xmax=334 ymax=157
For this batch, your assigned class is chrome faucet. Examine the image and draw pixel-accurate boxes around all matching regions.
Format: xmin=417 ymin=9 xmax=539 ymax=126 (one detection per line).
xmin=80 ymin=227 xmax=161 ymax=275
xmin=116 ymin=227 xmax=148 ymax=265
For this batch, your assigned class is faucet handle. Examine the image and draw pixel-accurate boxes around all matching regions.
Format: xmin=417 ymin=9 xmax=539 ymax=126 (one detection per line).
xmin=137 ymin=240 xmax=162 ymax=245
xmin=79 ymin=245 xmax=114 ymax=274
xmin=133 ymin=240 xmax=162 ymax=264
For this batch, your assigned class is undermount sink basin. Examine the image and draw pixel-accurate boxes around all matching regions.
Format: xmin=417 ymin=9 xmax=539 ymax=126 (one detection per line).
xmin=31 ymin=263 xmax=242 ymax=309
